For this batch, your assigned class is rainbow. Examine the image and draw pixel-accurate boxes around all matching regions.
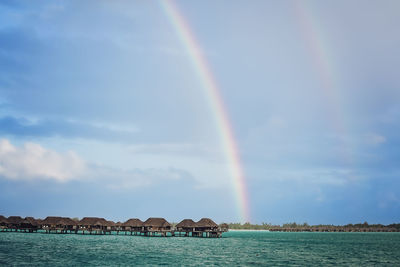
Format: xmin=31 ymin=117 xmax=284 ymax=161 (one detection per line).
xmin=293 ymin=2 xmax=354 ymax=165
xmin=159 ymin=0 xmax=250 ymax=223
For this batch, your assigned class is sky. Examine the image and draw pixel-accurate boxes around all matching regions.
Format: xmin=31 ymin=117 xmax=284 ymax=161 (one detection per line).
xmin=0 ymin=0 xmax=399 ymax=225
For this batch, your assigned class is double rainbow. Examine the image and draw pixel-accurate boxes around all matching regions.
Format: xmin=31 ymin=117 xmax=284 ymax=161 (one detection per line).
xmin=294 ymin=2 xmax=353 ymax=165
xmin=159 ymin=0 xmax=250 ymax=223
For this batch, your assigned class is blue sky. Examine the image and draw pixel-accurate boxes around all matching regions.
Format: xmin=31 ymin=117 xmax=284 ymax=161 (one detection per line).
xmin=0 ymin=0 xmax=399 ymax=224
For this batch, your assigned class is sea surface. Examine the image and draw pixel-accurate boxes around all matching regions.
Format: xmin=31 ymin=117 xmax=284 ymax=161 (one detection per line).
xmin=1 ymin=231 xmax=399 ymax=266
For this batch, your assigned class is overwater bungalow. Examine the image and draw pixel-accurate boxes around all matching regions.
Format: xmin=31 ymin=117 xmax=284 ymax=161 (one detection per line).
xmin=122 ymin=218 xmax=143 ymax=234
xmin=105 ymin=220 xmax=117 ymax=232
xmin=7 ymin=216 xmax=32 ymax=231
xmin=143 ymin=218 xmax=171 ymax=231
xmin=7 ymin=216 xmax=24 ymax=228
xmin=175 ymin=219 xmax=196 ymax=232
xmin=41 ymin=216 xmax=77 ymax=233
xmin=35 ymin=218 xmax=43 ymax=226
xmin=143 ymin=218 xmax=171 ymax=236
xmin=176 ymin=219 xmax=196 ymax=236
xmin=219 ymin=223 xmax=229 ymax=232
xmin=195 ymin=218 xmax=219 ymax=231
xmin=115 ymin=221 xmax=122 ymax=232
xmin=0 ymin=215 xmax=8 ymax=230
xmin=194 ymin=218 xmax=220 ymax=237
xmin=176 ymin=219 xmax=196 ymax=231
xmin=24 ymin=217 xmax=39 ymax=232
xmin=62 ymin=217 xmax=78 ymax=232
xmin=0 ymin=215 xmax=229 ymax=237
xmin=25 ymin=217 xmax=38 ymax=226
xmin=41 ymin=216 xmax=63 ymax=232
xmin=79 ymin=217 xmax=108 ymax=234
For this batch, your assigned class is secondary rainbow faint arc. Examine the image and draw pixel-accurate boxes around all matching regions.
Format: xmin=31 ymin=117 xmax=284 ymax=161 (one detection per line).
xmin=159 ymin=0 xmax=250 ymax=223
xmin=294 ymin=2 xmax=354 ymax=165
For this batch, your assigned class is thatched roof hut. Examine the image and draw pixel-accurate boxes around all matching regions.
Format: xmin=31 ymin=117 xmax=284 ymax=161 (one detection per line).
xmin=7 ymin=216 xmax=32 ymax=227
xmin=176 ymin=219 xmax=196 ymax=231
xmin=80 ymin=217 xmax=106 ymax=224
xmin=7 ymin=216 xmax=33 ymax=229
xmin=143 ymin=218 xmax=171 ymax=231
xmin=123 ymin=218 xmax=143 ymax=227
xmin=42 ymin=216 xmax=66 ymax=226
xmin=40 ymin=216 xmax=75 ymax=230
xmin=122 ymin=219 xmax=143 ymax=230
xmin=42 ymin=216 xmax=61 ymax=225
xmin=0 ymin=215 xmax=8 ymax=226
xmin=7 ymin=216 xmax=25 ymax=225
xmin=219 ymin=223 xmax=229 ymax=232
xmin=103 ymin=220 xmax=117 ymax=230
xmin=79 ymin=217 xmax=108 ymax=229
xmin=121 ymin=218 xmax=142 ymax=231
xmin=25 ymin=217 xmax=38 ymax=226
xmin=37 ymin=216 xmax=77 ymax=230
xmin=105 ymin=220 xmax=116 ymax=227
xmin=61 ymin=217 xmax=78 ymax=227
xmin=195 ymin=218 xmax=219 ymax=231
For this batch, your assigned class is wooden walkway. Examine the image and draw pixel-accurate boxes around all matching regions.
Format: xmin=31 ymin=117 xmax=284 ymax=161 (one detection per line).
xmin=0 ymin=227 xmax=224 ymax=237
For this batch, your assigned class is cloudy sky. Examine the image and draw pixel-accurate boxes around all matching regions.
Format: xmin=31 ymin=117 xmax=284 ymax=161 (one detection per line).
xmin=0 ymin=0 xmax=399 ymax=225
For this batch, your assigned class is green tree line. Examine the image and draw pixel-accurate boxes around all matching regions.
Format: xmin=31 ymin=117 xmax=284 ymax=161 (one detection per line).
xmin=223 ymin=222 xmax=400 ymax=230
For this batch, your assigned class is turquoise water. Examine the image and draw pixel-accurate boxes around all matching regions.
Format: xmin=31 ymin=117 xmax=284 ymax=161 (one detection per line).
xmin=1 ymin=231 xmax=400 ymax=266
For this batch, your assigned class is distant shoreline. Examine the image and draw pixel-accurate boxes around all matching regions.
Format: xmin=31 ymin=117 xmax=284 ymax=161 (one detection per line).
xmin=229 ymin=229 xmax=269 ymax=232
xmin=226 ymin=222 xmax=400 ymax=232
xmin=228 ymin=228 xmax=400 ymax=232
xmin=228 ymin=229 xmax=400 ymax=232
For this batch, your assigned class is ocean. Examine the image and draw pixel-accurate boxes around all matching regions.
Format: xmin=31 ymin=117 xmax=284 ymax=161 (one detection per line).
xmin=1 ymin=231 xmax=399 ymax=266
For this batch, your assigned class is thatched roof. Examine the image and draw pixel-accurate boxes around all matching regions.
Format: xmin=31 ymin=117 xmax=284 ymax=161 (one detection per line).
xmin=176 ymin=219 xmax=196 ymax=228
xmin=143 ymin=218 xmax=171 ymax=228
xmin=219 ymin=223 xmax=229 ymax=229
xmin=0 ymin=215 xmax=8 ymax=224
xmin=42 ymin=216 xmax=76 ymax=226
xmin=122 ymin=218 xmax=143 ymax=227
xmin=42 ymin=216 xmax=63 ymax=225
xmin=41 ymin=216 xmax=76 ymax=225
xmin=61 ymin=217 xmax=77 ymax=226
xmin=104 ymin=220 xmax=116 ymax=227
xmin=196 ymin=218 xmax=218 ymax=228
xmin=42 ymin=216 xmax=58 ymax=225
xmin=25 ymin=217 xmax=38 ymax=226
xmin=7 ymin=216 xmax=27 ymax=224
xmin=79 ymin=217 xmax=108 ymax=226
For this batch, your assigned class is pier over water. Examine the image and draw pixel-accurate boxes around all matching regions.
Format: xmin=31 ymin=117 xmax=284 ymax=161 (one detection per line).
xmin=0 ymin=215 xmax=228 ymax=238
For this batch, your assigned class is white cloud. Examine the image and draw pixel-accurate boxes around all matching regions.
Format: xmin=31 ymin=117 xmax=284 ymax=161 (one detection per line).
xmin=0 ymin=137 xmax=227 ymax=189
xmin=0 ymin=139 xmax=85 ymax=181
xmin=0 ymin=138 xmax=198 ymax=188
